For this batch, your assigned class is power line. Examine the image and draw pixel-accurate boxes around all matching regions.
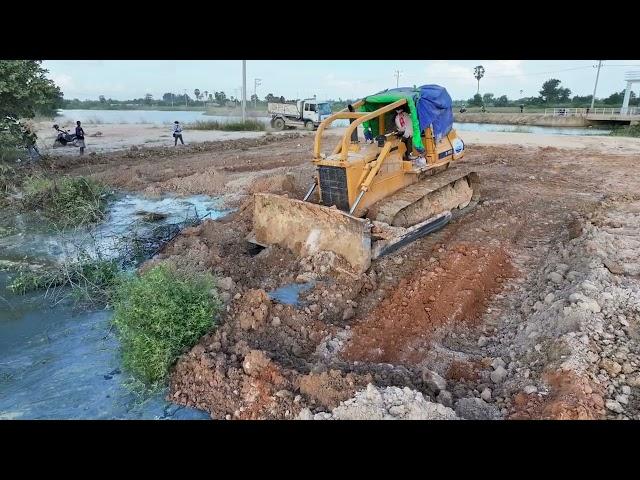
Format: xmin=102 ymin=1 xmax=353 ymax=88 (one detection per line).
xmin=426 ymin=65 xmax=595 ymax=80
xmin=591 ymin=60 xmax=602 ymax=110
xmin=425 ymin=63 xmax=640 ymax=81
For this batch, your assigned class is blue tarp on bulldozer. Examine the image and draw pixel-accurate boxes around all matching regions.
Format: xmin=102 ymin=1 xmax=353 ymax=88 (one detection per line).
xmin=360 ymin=84 xmax=454 ymax=152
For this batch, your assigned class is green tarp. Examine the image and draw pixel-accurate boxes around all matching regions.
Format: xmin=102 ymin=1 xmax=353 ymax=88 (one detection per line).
xmin=360 ymin=90 xmax=424 ymax=152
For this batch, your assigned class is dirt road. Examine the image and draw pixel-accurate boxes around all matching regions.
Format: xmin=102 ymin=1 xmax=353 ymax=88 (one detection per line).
xmin=55 ymin=130 xmax=640 ymax=420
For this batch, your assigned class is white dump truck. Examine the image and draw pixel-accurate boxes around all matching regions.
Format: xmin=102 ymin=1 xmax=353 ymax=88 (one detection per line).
xmin=267 ymin=98 xmax=332 ymax=130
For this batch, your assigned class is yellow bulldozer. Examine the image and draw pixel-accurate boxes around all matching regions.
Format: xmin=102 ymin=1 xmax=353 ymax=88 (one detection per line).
xmin=250 ymin=85 xmax=479 ymax=273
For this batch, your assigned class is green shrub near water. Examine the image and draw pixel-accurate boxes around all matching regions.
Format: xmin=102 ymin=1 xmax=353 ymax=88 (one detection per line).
xmin=21 ymin=176 xmax=110 ymax=227
xmin=609 ymin=124 xmax=640 ymax=138
xmin=8 ymin=256 xmax=120 ymax=305
xmin=187 ymin=119 xmax=265 ymax=131
xmin=112 ymin=265 xmax=220 ymax=389
xmin=0 ymin=161 xmax=16 ymax=194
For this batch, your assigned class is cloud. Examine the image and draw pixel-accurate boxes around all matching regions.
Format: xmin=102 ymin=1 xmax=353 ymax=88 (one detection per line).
xmin=489 ymin=60 xmax=525 ymax=77
xmin=422 ymin=60 xmax=528 ymax=98
xmin=322 ymin=73 xmax=380 ymax=99
xmin=49 ymin=73 xmax=75 ymax=91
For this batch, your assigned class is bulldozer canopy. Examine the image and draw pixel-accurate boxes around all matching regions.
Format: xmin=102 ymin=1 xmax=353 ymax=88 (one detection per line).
xmin=360 ymin=85 xmax=454 ymax=152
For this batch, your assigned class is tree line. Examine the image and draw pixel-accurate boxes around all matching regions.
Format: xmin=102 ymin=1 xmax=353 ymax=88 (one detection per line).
xmin=62 ymin=91 xmax=306 ymax=110
xmin=462 ymin=78 xmax=638 ymax=108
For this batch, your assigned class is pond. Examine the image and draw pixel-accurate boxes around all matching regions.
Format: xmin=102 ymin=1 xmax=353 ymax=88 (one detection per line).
xmin=55 ymin=109 xmax=269 ymax=126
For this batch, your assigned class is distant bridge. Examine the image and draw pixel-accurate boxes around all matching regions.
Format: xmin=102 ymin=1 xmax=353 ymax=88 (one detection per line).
xmin=544 ymin=107 xmax=640 ymax=124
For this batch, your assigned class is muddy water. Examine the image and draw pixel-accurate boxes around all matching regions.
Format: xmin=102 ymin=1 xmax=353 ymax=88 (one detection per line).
xmin=0 ymin=193 xmax=229 ymax=419
xmin=268 ymin=282 xmax=315 ymax=307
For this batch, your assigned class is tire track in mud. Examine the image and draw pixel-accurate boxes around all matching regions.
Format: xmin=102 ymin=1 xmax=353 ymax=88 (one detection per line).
xmin=342 ymin=243 xmax=514 ymax=365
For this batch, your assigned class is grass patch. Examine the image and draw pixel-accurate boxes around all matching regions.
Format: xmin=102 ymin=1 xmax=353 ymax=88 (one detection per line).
xmin=112 ymin=265 xmax=220 ymax=390
xmin=8 ymin=255 xmax=121 ymax=306
xmin=0 ymin=161 xmax=17 ymax=195
xmin=609 ymin=124 xmax=640 ymax=138
xmin=21 ymin=176 xmax=110 ymax=227
xmin=187 ymin=119 xmax=265 ymax=131
xmin=0 ymin=146 xmax=23 ymax=164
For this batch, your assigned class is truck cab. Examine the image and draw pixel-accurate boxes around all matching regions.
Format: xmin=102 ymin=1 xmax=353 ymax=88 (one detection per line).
xmin=301 ymin=100 xmax=332 ymax=125
xmin=268 ymin=98 xmax=332 ymax=130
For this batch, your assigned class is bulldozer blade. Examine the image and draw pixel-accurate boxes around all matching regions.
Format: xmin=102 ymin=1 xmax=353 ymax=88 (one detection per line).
xmin=252 ymin=193 xmax=373 ymax=273
xmin=371 ymin=211 xmax=451 ymax=259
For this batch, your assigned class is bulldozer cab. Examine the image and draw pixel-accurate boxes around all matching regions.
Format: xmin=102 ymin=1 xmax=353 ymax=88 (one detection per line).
xmin=313 ymin=85 xmax=463 ymax=165
xmin=357 ymin=85 xmax=460 ymax=158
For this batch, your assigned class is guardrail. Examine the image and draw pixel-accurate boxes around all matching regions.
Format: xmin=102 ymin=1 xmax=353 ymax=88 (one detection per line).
xmin=544 ymin=107 xmax=639 ymax=117
xmin=544 ymin=108 xmax=587 ymax=117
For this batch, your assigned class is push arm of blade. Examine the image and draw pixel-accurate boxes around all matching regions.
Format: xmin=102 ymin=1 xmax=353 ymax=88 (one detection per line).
xmin=361 ymin=141 xmax=393 ymax=192
xmin=303 ymin=178 xmax=317 ymax=202
xmin=349 ymin=141 xmax=394 ymax=215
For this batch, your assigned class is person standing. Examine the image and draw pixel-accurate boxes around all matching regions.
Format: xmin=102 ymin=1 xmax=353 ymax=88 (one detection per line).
xmin=173 ymin=121 xmax=184 ymax=146
xmin=23 ymin=122 xmax=41 ymax=161
xmin=75 ymin=121 xmax=86 ymax=155
xmin=363 ymin=125 xmax=374 ymax=144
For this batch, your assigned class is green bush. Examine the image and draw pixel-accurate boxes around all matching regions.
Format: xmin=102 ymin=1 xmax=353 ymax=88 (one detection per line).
xmin=187 ymin=119 xmax=265 ymax=131
xmin=112 ymin=265 xmax=220 ymax=389
xmin=21 ymin=176 xmax=110 ymax=227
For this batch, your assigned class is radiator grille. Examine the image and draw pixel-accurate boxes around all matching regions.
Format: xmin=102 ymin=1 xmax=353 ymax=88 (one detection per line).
xmin=319 ymin=166 xmax=349 ymax=211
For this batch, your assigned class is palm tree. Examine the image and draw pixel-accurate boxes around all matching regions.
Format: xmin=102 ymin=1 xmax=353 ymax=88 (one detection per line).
xmin=194 ymin=88 xmax=201 ymax=104
xmin=203 ymin=90 xmax=208 ymax=107
xmin=474 ymin=66 xmax=485 ymax=95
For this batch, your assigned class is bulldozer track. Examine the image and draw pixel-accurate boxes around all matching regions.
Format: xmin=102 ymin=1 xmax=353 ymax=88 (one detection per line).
xmin=369 ymin=165 xmax=480 ymax=226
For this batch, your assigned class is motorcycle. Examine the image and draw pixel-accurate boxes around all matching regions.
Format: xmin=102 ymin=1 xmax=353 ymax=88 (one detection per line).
xmin=459 ymin=107 xmax=467 ymax=113
xmin=52 ymin=124 xmax=78 ymax=147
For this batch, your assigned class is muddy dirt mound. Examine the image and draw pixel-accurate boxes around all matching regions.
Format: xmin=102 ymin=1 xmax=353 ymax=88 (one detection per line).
xmin=145 ymin=202 xmax=307 ymax=293
xmin=342 ymin=243 xmax=513 ymax=364
xmin=49 ymin=132 xmax=309 ymax=170
xmin=298 ymin=383 xmax=459 ymax=420
xmin=299 ymin=369 xmax=372 ymax=410
xmin=248 ymin=173 xmax=297 ymax=195
xmin=170 ymin=346 xmax=303 ymax=420
xmin=509 ymin=371 xmax=604 ymax=420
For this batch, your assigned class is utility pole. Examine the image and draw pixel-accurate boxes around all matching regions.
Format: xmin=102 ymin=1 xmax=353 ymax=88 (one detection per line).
xmin=394 ymin=70 xmax=402 ymax=88
xmin=591 ymin=60 xmax=603 ymax=111
xmin=242 ymin=60 xmax=247 ymax=123
xmin=254 ymin=78 xmax=262 ymax=109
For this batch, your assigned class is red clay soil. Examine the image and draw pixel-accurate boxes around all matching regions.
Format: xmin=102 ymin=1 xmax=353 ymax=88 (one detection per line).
xmin=299 ymin=370 xmax=372 ymax=410
xmin=342 ymin=242 xmax=513 ymax=365
xmin=170 ymin=348 xmax=302 ymax=420
xmin=508 ymin=370 xmax=606 ymax=420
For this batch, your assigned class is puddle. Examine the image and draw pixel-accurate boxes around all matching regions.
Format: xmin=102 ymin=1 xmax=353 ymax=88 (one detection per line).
xmin=268 ymin=282 xmax=315 ymax=306
xmin=0 ymin=193 xmax=230 ymax=419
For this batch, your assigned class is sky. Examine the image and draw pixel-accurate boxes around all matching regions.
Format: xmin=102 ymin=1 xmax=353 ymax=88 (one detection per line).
xmin=42 ymin=60 xmax=640 ymax=102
